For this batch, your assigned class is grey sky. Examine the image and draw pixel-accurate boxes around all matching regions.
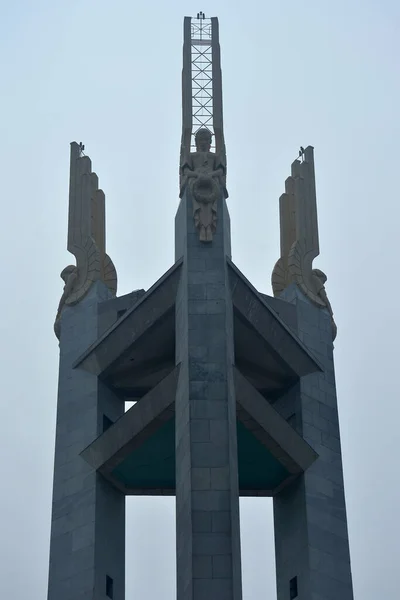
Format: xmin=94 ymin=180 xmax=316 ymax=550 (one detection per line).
xmin=0 ymin=0 xmax=399 ymax=597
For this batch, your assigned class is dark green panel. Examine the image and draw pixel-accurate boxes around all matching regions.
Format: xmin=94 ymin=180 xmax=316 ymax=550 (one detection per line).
xmin=112 ymin=419 xmax=175 ymax=489
xmin=112 ymin=418 xmax=289 ymax=492
xmin=236 ymin=420 xmax=289 ymax=491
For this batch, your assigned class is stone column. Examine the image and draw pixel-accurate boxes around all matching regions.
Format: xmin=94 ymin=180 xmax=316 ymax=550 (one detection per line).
xmin=174 ymin=188 xmax=243 ymax=600
xmin=48 ymin=282 xmax=125 ymax=600
xmin=273 ymin=285 xmax=354 ymax=600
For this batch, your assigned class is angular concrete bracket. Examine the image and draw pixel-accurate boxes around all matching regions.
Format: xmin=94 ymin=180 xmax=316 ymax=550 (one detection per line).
xmin=80 ymin=366 xmax=180 ymax=495
xmin=228 ymin=259 xmax=322 ymax=380
xmin=74 ymin=259 xmax=182 ymax=376
xmin=234 ymin=368 xmax=318 ymax=495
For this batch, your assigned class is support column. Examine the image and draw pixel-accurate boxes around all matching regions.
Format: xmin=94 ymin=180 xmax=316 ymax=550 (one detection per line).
xmin=175 ymin=189 xmax=242 ymax=600
xmin=273 ymin=285 xmax=354 ymax=600
xmin=48 ymin=282 xmax=125 ymax=600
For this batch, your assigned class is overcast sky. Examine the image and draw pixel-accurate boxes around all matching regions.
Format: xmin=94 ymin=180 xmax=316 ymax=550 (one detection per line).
xmin=0 ymin=0 xmax=399 ymax=598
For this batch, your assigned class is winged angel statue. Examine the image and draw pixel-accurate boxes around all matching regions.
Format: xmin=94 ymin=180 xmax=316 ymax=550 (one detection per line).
xmin=271 ymin=147 xmax=337 ymax=339
xmin=54 ymin=143 xmax=117 ymax=338
xmin=179 ymin=126 xmax=227 ymax=242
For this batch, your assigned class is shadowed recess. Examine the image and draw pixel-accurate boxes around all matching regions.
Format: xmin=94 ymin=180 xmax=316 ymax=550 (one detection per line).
xmin=112 ymin=418 xmax=175 ymax=490
xmin=236 ymin=420 xmax=289 ymax=491
xmin=111 ymin=418 xmax=290 ymax=493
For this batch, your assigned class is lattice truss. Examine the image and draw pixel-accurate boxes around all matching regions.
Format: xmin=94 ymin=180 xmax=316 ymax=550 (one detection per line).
xmin=190 ymin=17 xmax=215 ymax=150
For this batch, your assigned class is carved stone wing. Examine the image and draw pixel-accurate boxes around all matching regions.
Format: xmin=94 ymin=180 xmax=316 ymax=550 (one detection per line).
xmin=65 ymin=142 xmax=117 ymax=306
xmin=271 ymin=176 xmax=296 ymax=296
xmin=271 ymin=147 xmax=336 ymax=337
xmin=287 ymin=147 xmax=325 ymax=307
xmin=90 ymin=187 xmax=117 ymax=297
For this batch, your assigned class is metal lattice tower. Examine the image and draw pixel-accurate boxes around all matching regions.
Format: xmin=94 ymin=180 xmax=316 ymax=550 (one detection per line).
xmin=181 ymin=13 xmax=225 ymax=156
xmin=190 ymin=15 xmax=214 ymax=149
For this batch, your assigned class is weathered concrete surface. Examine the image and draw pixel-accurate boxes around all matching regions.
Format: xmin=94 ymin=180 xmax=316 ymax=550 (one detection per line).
xmin=48 ymin=282 xmax=125 ymax=600
xmin=174 ymin=186 xmax=243 ymax=600
xmin=273 ymin=284 xmax=354 ymax=600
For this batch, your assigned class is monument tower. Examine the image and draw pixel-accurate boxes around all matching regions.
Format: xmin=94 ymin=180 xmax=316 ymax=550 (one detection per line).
xmin=48 ymin=13 xmax=354 ymax=600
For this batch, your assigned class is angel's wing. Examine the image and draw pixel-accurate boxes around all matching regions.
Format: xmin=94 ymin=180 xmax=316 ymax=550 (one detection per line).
xmin=280 ymin=176 xmax=297 ymax=262
xmin=287 ymin=146 xmax=325 ymax=306
xmin=271 ymin=176 xmax=296 ymax=296
xmin=65 ymin=142 xmax=116 ymax=305
xmin=292 ymin=146 xmax=320 ymax=270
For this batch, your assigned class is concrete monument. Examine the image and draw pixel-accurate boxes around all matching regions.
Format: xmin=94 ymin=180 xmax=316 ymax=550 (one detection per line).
xmin=47 ymin=14 xmax=353 ymax=600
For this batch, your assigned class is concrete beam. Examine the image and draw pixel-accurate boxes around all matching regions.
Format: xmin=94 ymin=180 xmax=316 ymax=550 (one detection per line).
xmin=74 ymin=260 xmax=182 ymax=376
xmin=234 ymin=368 xmax=318 ymax=479
xmin=80 ymin=366 xmax=179 ymax=494
xmin=228 ymin=259 xmax=322 ymax=377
